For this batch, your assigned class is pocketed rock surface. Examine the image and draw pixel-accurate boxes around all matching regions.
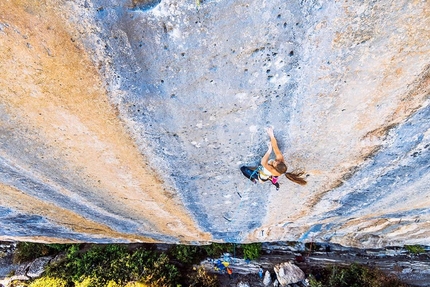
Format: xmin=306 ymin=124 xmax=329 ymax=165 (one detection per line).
xmin=0 ymin=0 xmax=429 ymax=247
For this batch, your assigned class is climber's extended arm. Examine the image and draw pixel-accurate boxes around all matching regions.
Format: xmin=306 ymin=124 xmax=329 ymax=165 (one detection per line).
xmin=267 ymin=127 xmax=284 ymax=161
xmin=261 ymin=142 xmax=272 ymax=166
xmin=261 ymin=142 xmax=278 ymax=174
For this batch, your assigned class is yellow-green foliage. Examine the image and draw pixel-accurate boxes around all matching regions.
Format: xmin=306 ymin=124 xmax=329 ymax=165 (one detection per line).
xmin=140 ymin=253 xmax=179 ymax=287
xmin=74 ymin=277 xmax=147 ymax=287
xmin=74 ymin=277 xmax=97 ymax=287
xmin=29 ymin=277 xmax=68 ymax=287
xmin=187 ymin=267 xmax=218 ymax=287
xmin=106 ymin=280 xmax=123 ymax=287
xmin=125 ymin=282 xmax=149 ymax=287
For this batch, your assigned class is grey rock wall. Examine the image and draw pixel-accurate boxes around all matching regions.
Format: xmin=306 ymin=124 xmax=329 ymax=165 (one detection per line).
xmin=0 ymin=0 xmax=429 ymax=247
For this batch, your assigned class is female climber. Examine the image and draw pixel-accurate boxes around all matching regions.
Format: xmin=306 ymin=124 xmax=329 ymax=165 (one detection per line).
xmin=240 ymin=127 xmax=307 ymax=188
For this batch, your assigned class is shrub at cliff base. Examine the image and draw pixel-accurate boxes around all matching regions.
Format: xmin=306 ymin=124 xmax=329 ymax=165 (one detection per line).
xmin=12 ymin=242 xmax=411 ymax=287
xmin=74 ymin=278 xmax=148 ymax=287
xmin=13 ymin=242 xmax=71 ymax=264
xmin=201 ymin=243 xmax=234 ymax=258
xmin=45 ymin=244 xmax=179 ymax=287
xmin=169 ymin=243 xmax=237 ymax=264
xmin=13 ymin=242 xmax=222 ymax=287
xmin=240 ymin=243 xmax=262 ymax=260
xmin=405 ymin=245 xmax=425 ymax=254
xmin=169 ymin=244 xmax=199 ymax=264
xmin=308 ymin=263 xmax=408 ymax=287
xmin=187 ymin=267 xmax=218 ymax=287
xmin=28 ymin=277 xmax=68 ymax=287
xmin=124 ymin=282 xmax=149 ymax=287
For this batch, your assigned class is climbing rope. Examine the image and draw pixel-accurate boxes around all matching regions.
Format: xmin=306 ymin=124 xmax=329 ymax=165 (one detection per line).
xmin=215 ymin=168 xmax=267 ymax=276
xmin=224 ymin=170 xmax=262 ymax=243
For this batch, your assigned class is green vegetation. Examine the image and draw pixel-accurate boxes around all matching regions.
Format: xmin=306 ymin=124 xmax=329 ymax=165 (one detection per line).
xmin=201 ymin=243 xmax=234 ymax=258
xmin=240 ymin=243 xmax=262 ymax=260
xmin=13 ymin=242 xmax=72 ymax=263
xmin=308 ymin=263 xmax=408 ymax=287
xmin=45 ymin=244 xmax=179 ymax=287
xmin=10 ymin=242 xmax=414 ymax=287
xmin=169 ymin=245 xmax=199 ymax=264
xmin=187 ymin=267 xmax=218 ymax=287
xmin=124 ymin=283 xmax=148 ymax=287
xmin=308 ymin=275 xmax=324 ymax=287
xmin=405 ymin=245 xmax=425 ymax=254
xmin=29 ymin=277 xmax=68 ymax=287
xmin=305 ymin=242 xmax=322 ymax=252
xmin=10 ymin=243 xmax=229 ymax=286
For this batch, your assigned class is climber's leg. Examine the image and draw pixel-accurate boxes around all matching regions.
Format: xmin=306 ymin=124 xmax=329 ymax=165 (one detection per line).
xmin=240 ymin=166 xmax=259 ymax=182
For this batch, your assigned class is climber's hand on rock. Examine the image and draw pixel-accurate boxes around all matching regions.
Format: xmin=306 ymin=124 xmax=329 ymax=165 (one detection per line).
xmin=266 ymin=127 xmax=274 ymax=138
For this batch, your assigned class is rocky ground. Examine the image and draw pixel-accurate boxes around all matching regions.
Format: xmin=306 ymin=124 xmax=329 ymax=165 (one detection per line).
xmin=3 ymin=242 xmax=428 ymax=287
xmin=0 ymin=243 xmax=15 ymax=283
xmin=208 ymin=243 xmax=430 ymax=287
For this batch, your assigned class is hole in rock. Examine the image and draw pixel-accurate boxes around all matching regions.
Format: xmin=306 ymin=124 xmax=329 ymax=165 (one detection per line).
xmin=131 ymin=0 xmax=162 ymax=11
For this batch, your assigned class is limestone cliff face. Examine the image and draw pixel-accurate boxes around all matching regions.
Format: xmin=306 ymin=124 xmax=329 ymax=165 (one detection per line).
xmin=0 ymin=0 xmax=428 ymax=247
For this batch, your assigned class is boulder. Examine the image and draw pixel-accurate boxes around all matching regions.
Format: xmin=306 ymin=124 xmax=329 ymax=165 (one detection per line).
xmin=26 ymin=256 xmax=52 ymax=278
xmin=50 ymin=253 xmax=65 ymax=265
xmin=263 ymin=270 xmax=272 ymax=286
xmin=237 ymin=282 xmax=250 ymax=287
xmin=13 ymin=264 xmax=29 ymax=277
xmin=10 ymin=274 xmax=30 ymax=282
xmin=273 ymin=262 xmax=305 ymax=286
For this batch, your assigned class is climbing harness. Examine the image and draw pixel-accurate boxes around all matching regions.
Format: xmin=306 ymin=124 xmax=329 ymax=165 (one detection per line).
xmin=249 ymin=166 xmax=262 ymax=183
xmin=245 ymin=165 xmax=280 ymax=190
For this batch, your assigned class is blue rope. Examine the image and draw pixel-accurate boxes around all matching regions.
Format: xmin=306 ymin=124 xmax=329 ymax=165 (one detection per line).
xmin=249 ymin=166 xmax=262 ymax=183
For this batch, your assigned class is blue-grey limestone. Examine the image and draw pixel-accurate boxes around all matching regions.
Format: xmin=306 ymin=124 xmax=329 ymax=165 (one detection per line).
xmin=0 ymin=0 xmax=428 ymax=247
